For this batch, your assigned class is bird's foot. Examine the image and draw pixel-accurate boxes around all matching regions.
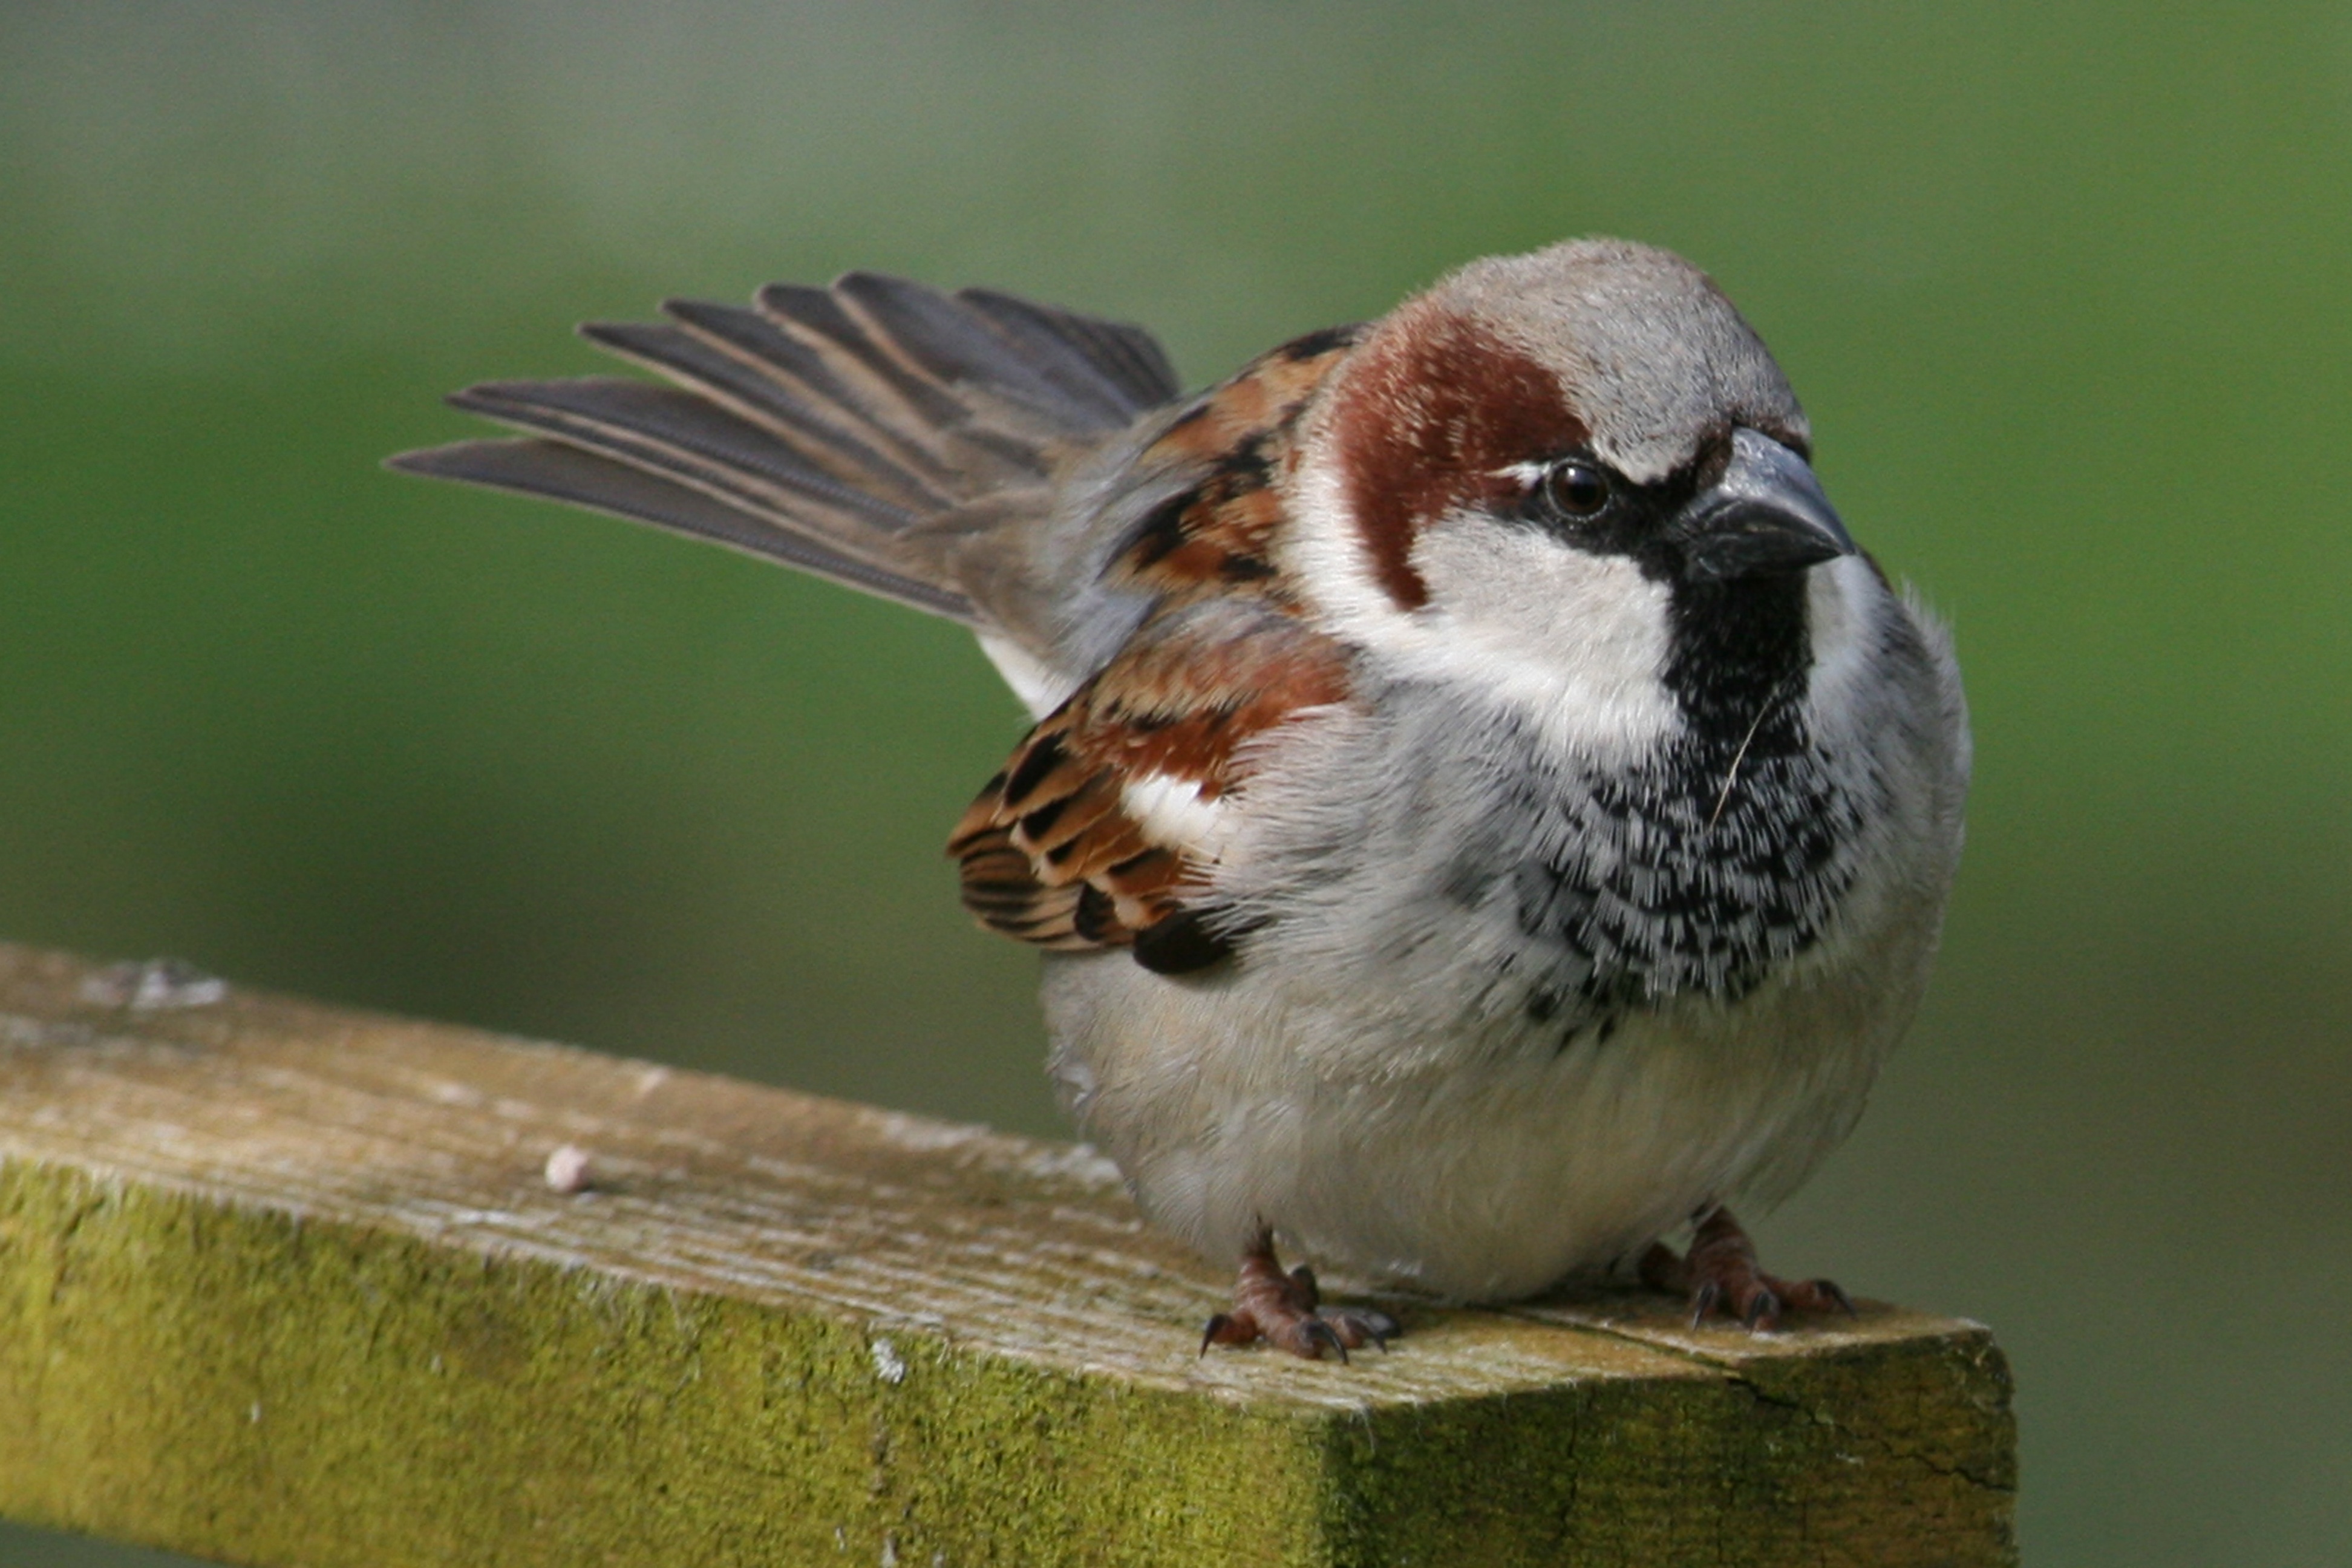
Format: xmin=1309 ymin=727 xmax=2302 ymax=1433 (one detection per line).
xmin=1200 ymin=1230 xmax=1399 ymax=1362
xmin=1638 ymin=1207 xmax=1855 ymax=1332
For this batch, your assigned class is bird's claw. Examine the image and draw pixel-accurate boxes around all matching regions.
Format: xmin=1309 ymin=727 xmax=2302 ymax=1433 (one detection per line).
xmin=1197 ymin=1229 xmax=1403 ymax=1362
xmin=1644 ymin=1209 xmax=1855 ymax=1334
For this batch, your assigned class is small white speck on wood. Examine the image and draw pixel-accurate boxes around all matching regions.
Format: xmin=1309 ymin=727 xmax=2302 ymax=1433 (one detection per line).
xmin=542 ymin=1144 xmax=592 ymax=1194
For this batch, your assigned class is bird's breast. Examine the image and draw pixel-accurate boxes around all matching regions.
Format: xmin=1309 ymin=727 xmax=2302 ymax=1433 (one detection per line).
xmin=1205 ymin=676 xmax=1880 ymax=1060
xmin=1493 ymin=730 xmax=1866 ymax=1039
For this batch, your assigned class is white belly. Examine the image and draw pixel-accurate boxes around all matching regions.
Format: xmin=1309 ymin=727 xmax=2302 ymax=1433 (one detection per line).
xmin=1040 ymin=907 xmax=1930 ymax=1302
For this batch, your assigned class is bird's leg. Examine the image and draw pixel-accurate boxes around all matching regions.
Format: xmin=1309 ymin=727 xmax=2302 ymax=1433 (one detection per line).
xmin=1638 ymin=1207 xmax=1855 ymax=1331
xmin=1200 ymin=1227 xmax=1400 ymax=1362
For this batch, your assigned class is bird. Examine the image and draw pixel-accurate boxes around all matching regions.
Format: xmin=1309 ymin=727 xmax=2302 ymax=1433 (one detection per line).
xmin=390 ymin=238 xmax=1969 ymax=1360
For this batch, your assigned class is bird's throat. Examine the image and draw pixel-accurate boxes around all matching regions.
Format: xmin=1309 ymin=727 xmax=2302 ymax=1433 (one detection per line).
xmin=1661 ymin=572 xmax=1814 ymax=750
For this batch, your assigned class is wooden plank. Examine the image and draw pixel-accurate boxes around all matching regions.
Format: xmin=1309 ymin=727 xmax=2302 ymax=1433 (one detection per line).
xmin=0 ymin=942 xmax=2016 ymax=1566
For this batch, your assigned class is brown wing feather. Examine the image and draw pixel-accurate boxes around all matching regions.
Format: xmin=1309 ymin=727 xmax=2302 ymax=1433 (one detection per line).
xmin=949 ymin=606 xmax=1354 ymax=966
xmin=946 ymin=323 xmax=1366 ymax=972
xmin=1112 ymin=325 xmax=1364 ymax=606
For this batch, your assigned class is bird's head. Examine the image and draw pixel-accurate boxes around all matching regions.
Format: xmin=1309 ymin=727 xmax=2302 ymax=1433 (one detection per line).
xmin=1288 ymin=238 xmax=1863 ymax=753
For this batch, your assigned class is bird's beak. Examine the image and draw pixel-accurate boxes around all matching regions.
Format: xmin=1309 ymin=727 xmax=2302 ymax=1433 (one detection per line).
xmin=1671 ymin=427 xmax=1857 ymax=581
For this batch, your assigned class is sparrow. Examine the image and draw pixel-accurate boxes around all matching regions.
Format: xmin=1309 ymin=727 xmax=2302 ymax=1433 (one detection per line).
xmin=391 ymin=238 xmax=1969 ymax=1359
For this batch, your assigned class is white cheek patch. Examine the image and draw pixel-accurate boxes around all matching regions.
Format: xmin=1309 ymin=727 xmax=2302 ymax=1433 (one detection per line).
xmin=1287 ymin=451 xmax=1681 ymax=764
xmin=1410 ymin=518 xmax=1682 ymax=762
xmin=1121 ymin=772 xmax=1238 ymax=862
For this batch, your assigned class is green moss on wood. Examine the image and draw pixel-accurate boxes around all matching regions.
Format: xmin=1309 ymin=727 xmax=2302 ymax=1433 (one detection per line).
xmin=0 ymin=1158 xmax=2016 ymax=1567
xmin=1 ymin=1162 xmax=1303 ymax=1564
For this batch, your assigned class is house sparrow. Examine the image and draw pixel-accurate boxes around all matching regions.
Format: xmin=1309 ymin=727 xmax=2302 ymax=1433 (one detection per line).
xmin=391 ymin=239 xmax=1969 ymax=1359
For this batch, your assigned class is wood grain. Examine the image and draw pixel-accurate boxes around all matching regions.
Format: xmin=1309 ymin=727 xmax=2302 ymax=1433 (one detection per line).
xmin=0 ymin=942 xmax=2014 ymax=1566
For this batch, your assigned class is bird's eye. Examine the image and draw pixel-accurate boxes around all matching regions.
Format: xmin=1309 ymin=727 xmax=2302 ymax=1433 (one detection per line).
xmin=1542 ymin=459 xmax=1610 ymax=518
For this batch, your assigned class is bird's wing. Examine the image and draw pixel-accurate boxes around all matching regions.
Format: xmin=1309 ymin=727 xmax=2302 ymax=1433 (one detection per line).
xmin=948 ymin=598 xmax=1353 ymax=972
xmin=947 ymin=325 xmax=1368 ymax=972
xmin=387 ymin=274 xmax=1183 ymax=627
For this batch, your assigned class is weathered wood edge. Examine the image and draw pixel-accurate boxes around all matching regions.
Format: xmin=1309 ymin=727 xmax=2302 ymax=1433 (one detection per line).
xmin=0 ymin=944 xmax=2016 ymax=1566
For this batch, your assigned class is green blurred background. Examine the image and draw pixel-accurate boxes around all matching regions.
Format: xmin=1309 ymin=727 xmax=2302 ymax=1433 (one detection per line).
xmin=2 ymin=2 xmax=2347 ymax=1563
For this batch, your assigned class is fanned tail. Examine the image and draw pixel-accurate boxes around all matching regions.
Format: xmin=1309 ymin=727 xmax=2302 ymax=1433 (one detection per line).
xmin=387 ymin=272 xmax=1183 ymax=625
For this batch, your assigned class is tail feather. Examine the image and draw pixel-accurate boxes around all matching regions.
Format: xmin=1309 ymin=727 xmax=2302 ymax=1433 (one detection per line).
xmin=578 ymin=317 xmax=954 ymax=512
xmin=751 ymin=281 xmax=1055 ymax=488
xmin=649 ymin=298 xmax=981 ymax=500
xmin=444 ymin=377 xmax=922 ymax=557
xmin=952 ymin=287 xmax=1181 ymax=414
xmin=830 ymin=271 xmax=1143 ymax=431
xmin=388 ymin=273 xmax=1184 ymax=626
xmin=388 ymin=437 xmax=976 ymax=621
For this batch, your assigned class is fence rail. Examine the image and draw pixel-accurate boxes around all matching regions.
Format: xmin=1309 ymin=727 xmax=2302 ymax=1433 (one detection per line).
xmin=0 ymin=942 xmax=2014 ymax=1566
